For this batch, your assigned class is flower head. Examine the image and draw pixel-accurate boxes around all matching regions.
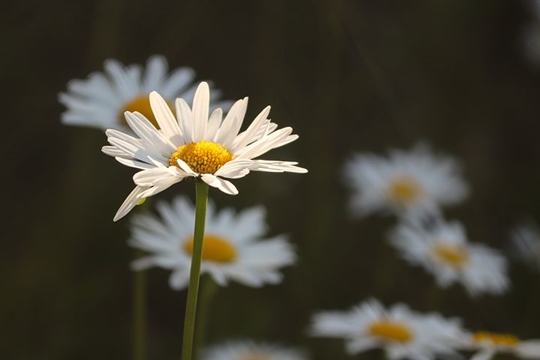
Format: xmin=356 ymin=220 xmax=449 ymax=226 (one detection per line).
xmin=389 ymin=219 xmax=509 ymax=297
xmin=103 ymin=82 xmax=307 ymax=221
xmin=459 ymin=331 xmax=540 ymax=360
xmin=310 ymin=299 xmax=464 ymax=360
xmin=343 ymin=144 xmax=468 ymax=217
xmin=202 ymin=340 xmax=307 ymax=360
xmin=129 ymin=196 xmax=296 ymax=290
xmin=59 ymin=55 xmax=230 ymax=131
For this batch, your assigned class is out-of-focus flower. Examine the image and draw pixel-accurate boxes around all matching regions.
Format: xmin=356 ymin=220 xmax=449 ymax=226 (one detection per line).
xmin=389 ymin=219 xmax=509 ymax=297
xmin=202 ymin=340 xmax=308 ymax=360
xmin=102 ymin=82 xmax=307 ymax=221
xmin=343 ymin=144 xmax=468 ymax=218
xmin=510 ymin=220 xmax=540 ymax=271
xmin=129 ymin=196 xmax=296 ymax=290
xmin=522 ymin=0 xmax=540 ymax=69
xmin=310 ymin=299 xmax=464 ymax=360
xmin=59 ymin=55 xmax=230 ymax=131
xmin=458 ymin=331 xmax=540 ymax=360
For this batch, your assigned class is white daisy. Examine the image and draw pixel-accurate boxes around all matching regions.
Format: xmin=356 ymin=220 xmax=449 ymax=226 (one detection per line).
xmin=343 ymin=144 xmax=468 ymax=217
xmin=459 ymin=331 xmax=540 ymax=360
xmin=510 ymin=220 xmax=540 ymax=272
xmin=102 ymin=81 xmax=307 ymax=221
xmin=310 ymin=299 xmax=464 ymax=360
xmin=128 ymin=196 xmax=296 ymax=290
xmin=389 ymin=219 xmax=509 ymax=297
xmin=59 ymin=55 xmax=230 ymax=131
xmin=202 ymin=340 xmax=307 ymax=360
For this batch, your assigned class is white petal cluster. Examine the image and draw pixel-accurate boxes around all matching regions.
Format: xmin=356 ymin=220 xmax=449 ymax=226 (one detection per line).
xmin=311 ymin=299 xmax=464 ymax=360
xmin=202 ymin=340 xmax=307 ymax=360
xmin=129 ymin=196 xmax=296 ymax=290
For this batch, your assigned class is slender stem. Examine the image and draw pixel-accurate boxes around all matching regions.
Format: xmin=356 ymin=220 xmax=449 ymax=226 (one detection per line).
xmin=133 ymin=248 xmax=147 ymax=360
xmin=193 ymin=275 xmax=219 ymax=359
xmin=181 ymin=180 xmax=209 ymax=360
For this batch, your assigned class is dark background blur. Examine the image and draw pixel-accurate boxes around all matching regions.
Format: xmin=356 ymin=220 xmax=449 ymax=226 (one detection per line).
xmin=1 ymin=1 xmax=539 ymax=359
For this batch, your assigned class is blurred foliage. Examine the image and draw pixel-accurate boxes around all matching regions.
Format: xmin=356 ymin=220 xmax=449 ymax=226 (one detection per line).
xmin=1 ymin=1 xmax=539 ymax=359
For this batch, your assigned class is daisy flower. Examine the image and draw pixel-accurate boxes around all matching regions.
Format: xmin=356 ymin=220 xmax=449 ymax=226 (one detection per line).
xmin=102 ymin=81 xmax=307 ymax=221
xmin=510 ymin=220 xmax=540 ymax=272
xmin=459 ymin=331 xmax=540 ymax=360
xmin=310 ymin=299 xmax=464 ymax=360
xmin=128 ymin=196 xmax=296 ymax=290
xmin=59 ymin=55 xmax=230 ymax=131
xmin=389 ymin=219 xmax=509 ymax=297
xmin=202 ymin=340 xmax=307 ymax=360
xmin=343 ymin=144 xmax=468 ymax=217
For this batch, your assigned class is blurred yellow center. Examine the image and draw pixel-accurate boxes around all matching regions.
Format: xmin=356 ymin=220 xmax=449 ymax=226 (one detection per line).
xmin=388 ymin=177 xmax=422 ymax=204
xmin=433 ymin=243 xmax=469 ymax=268
xmin=120 ymin=95 xmax=173 ymax=129
xmin=238 ymin=354 xmax=269 ymax=360
xmin=183 ymin=234 xmax=237 ymax=263
xmin=472 ymin=332 xmax=519 ymax=347
xmin=169 ymin=141 xmax=233 ymax=174
xmin=368 ymin=320 xmax=413 ymax=343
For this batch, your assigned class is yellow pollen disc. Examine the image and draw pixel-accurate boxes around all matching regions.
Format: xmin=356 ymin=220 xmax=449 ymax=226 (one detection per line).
xmin=183 ymin=234 xmax=237 ymax=263
xmin=120 ymin=95 xmax=173 ymax=129
xmin=433 ymin=243 xmax=469 ymax=268
xmin=388 ymin=176 xmax=423 ymax=204
xmin=169 ymin=140 xmax=233 ymax=174
xmin=368 ymin=320 xmax=413 ymax=343
xmin=238 ymin=354 xmax=269 ymax=360
xmin=472 ymin=332 xmax=519 ymax=347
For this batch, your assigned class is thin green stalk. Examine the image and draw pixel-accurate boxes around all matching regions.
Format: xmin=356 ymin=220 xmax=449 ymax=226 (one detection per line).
xmin=193 ymin=275 xmax=219 ymax=359
xmin=181 ymin=180 xmax=209 ymax=360
xmin=133 ymin=248 xmax=147 ymax=360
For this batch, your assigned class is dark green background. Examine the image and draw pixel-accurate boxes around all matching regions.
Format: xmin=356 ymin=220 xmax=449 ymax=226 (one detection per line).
xmin=1 ymin=1 xmax=539 ymax=359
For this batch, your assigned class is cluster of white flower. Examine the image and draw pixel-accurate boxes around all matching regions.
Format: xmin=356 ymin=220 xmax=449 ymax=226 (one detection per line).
xmin=60 ymin=55 xmax=539 ymax=360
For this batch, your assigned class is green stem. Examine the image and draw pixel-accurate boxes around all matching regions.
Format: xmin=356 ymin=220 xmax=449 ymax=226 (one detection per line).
xmin=193 ymin=275 xmax=219 ymax=359
xmin=181 ymin=181 xmax=209 ymax=360
xmin=133 ymin=248 xmax=147 ymax=360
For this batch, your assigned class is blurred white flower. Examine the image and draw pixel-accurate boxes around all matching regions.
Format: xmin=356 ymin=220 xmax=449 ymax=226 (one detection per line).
xmin=510 ymin=220 xmax=540 ymax=271
xmin=202 ymin=340 xmax=307 ymax=360
xmin=343 ymin=144 xmax=468 ymax=218
xmin=129 ymin=196 xmax=296 ymax=290
xmin=389 ymin=219 xmax=509 ymax=297
xmin=459 ymin=331 xmax=540 ymax=360
xmin=102 ymin=82 xmax=307 ymax=221
xmin=310 ymin=299 xmax=464 ymax=360
xmin=59 ymin=55 xmax=230 ymax=131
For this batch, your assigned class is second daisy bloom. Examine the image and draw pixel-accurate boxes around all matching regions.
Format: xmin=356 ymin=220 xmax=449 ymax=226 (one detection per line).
xmin=103 ymin=82 xmax=307 ymax=221
xmin=129 ymin=196 xmax=296 ymax=290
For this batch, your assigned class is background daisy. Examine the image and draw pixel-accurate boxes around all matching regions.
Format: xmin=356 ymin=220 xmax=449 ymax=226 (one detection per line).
xmin=389 ymin=219 xmax=510 ymax=297
xmin=129 ymin=196 xmax=296 ymax=290
xmin=202 ymin=340 xmax=307 ymax=360
xmin=459 ymin=331 xmax=540 ymax=360
xmin=343 ymin=144 xmax=469 ymax=217
xmin=310 ymin=299 xmax=464 ymax=360
xmin=59 ymin=55 xmax=230 ymax=131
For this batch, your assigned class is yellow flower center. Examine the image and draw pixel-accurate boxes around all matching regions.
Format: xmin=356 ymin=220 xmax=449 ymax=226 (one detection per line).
xmin=472 ymin=332 xmax=519 ymax=347
xmin=387 ymin=176 xmax=423 ymax=204
xmin=120 ymin=95 xmax=173 ymax=129
xmin=183 ymin=234 xmax=237 ymax=263
xmin=169 ymin=140 xmax=233 ymax=174
xmin=238 ymin=354 xmax=269 ymax=360
xmin=433 ymin=243 xmax=469 ymax=269
xmin=368 ymin=320 xmax=413 ymax=343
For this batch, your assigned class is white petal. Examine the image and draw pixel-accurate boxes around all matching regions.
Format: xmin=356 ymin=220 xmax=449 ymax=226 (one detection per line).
xmin=113 ymin=186 xmax=147 ymax=222
xmin=191 ymin=82 xmax=209 ymax=142
xmin=215 ymin=159 xmax=252 ymax=179
xmin=175 ymin=98 xmax=193 ymax=144
xmin=149 ymin=91 xmax=182 ymax=141
xmin=201 ymin=174 xmax=238 ymax=195
xmin=215 ymin=98 xmax=248 ymax=147
xmin=471 ymin=349 xmax=496 ymax=360
xmin=516 ymin=340 xmax=540 ymax=359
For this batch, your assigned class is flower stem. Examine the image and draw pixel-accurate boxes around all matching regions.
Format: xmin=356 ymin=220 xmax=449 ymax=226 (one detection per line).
xmin=181 ymin=180 xmax=209 ymax=360
xmin=133 ymin=248 xmax=147 ymax=360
